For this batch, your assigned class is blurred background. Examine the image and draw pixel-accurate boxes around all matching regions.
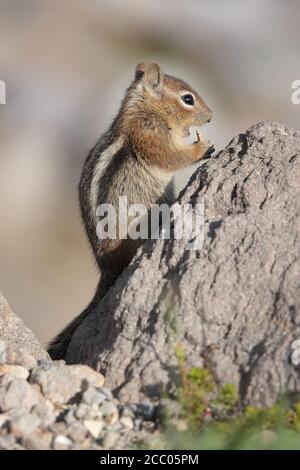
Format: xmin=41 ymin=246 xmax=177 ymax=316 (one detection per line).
xmin=0 ymin=0 xmax=299 ymax=345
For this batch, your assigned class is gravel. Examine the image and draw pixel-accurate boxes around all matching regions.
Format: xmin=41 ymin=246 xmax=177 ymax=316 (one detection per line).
xmin=0 ymin=359 xmax=158 ymax=449
xmin=0 ymin=282 xmax=158 ymax=450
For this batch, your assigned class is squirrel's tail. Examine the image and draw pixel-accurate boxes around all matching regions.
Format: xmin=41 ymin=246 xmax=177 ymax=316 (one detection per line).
xmin=47 ymin=270 xmax=116 ymax=361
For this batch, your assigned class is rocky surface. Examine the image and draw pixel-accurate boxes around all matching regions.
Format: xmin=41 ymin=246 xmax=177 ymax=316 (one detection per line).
xmin=65 ymin=121 xmax=300 ymax=407
xmin=1 ymin=121 xmax=299 ymax=449
xmin=0 ymin=292 xmax=49 ymax=368
xmin=0 ymin=294 xmax=157 ymax=449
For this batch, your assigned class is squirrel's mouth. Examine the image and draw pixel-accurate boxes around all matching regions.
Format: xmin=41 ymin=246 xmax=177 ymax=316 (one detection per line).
xmin=182 ymin=125 xmax=206 ymax=144
xmin=181 ymin=125 xmax=215 ymax=159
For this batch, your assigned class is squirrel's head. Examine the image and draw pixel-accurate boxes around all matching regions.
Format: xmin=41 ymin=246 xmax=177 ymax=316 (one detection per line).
xmin=131 ymin=62 xmax=212 ymax=141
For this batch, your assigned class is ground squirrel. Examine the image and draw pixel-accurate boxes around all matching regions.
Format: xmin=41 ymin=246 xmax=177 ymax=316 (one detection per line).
xmin=48 ymin=63 xmax=213 ymax=360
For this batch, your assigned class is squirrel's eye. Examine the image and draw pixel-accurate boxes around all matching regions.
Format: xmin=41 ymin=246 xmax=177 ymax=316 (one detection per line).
xmin=181 ymin=93 xmax=195 ymax=106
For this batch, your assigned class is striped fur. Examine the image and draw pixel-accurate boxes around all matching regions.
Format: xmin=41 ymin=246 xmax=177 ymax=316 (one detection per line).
xmin=48 ymin=63 xmax=212 ymax=360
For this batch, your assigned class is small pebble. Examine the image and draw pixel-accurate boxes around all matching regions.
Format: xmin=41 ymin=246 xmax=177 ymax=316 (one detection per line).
xmin=100 ymin=401 xmax=118 ymax=417
xmin=121 ymin=405 xmax=136 ymax=420
xmin=75 ymin=403 xmax=99 ymax=420
xmin=64 ymin=409 xmax=77 ymax=426
xmin=68 ymin=422 xmax=87 ymax=443
xmin=83 ymin=419 xmax=103 ymax=438
xmin=109 ymin=422 xmax=123 ymax=432
xmin=0 ymin=365 xmax=29 ymax=380
xmin=0 ymin=378 xmax=41 ymax=412
xmin=102 ymin=431 xmax=119 ymax=449
xmin=23 ymin=431 xmax=53 ymax=450
xmin=0 ymin=413 xmax=10 ymax=428
xmin=9 ymin=412 xmax=40 ymax=437
xmin=0 ymin=433 xmax=16 ymax=450
xmin=120 ymin=416 xmax=134 ymax=430
xmin=82 ymin=388 xmax=106 ymax=406
xmin=99 ymin=387 xmax=113 ymax=400
xmin=136 ymin=402 xmax=155 ymax=420
xmin=53 ymin=434 xmax=72 ymax=450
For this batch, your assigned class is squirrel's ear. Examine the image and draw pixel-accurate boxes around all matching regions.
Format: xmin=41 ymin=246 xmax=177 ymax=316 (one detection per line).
xmin=135 ymin=63 xmax=163 ymax=94
xmin=135 ymin=63 xmax=147 ymax=80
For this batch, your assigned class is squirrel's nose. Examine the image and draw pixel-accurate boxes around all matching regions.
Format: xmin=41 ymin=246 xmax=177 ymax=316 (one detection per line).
xmin=206 ymin=109 xmax=213 ymax=123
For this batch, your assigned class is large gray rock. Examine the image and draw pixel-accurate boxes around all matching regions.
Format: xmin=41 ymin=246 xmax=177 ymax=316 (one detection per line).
xmin=66 ymin=121 xmax=300 ymax=406
xmin=0 ymin=292 xmax=49 ymax=367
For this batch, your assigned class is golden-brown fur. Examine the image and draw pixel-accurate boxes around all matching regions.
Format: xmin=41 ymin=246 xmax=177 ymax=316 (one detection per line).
xmin=48 ymin=63 xmax=213 ymax=360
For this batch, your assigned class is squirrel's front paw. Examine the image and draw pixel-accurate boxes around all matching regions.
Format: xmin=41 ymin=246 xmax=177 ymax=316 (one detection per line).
xmin=202 ymin=142 xmax=215 ymax=159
